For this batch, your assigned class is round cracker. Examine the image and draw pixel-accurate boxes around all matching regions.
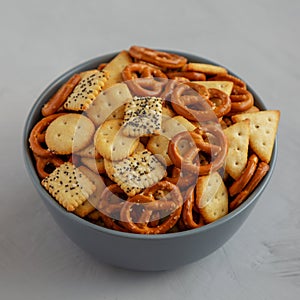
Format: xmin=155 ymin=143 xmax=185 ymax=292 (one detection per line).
xmin=45 ymin=113 xmax=95 ymax=154
xmin=94 ymin=119 xmax=139 ymax=160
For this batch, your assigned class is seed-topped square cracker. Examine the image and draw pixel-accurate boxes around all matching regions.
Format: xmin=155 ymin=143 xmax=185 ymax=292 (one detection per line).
xmin=104 ymin=150 xmax=166 ymax=196
xmin=41 ymin=162 xmax=96 ymax=212
xmin=64 ymin=70 xmax=109 ymax=111
xmin=122 ymin=96 xmax=163 ymax=137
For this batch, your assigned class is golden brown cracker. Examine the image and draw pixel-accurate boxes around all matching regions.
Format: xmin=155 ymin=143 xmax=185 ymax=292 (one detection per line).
xmin=224 ymin=120 xmax=250 ymax=180
xmin=182 ymin=63 xmax=227 ymax=75
xmin=193 ymin=81 xmax=233 ymax=96
xmin=196 ymin=172 xmax=228 ymax=223
xmin=94 ymin=119 xmax=139 ymax=161
xmin=103 ymin=50 xmax=132 ymax=89
xmin=41 ymin=162 xmax=96 ymax=212
xmin=104 ymin=150 xmax=166 ymax=196
xmin=64 ymin=70 xmax=108 ymax=111
xmin=86 ymin=83 xmax=131 ymax=126
xmin=232 ymin=110 xmax=280 ymax=163
xmin=45 ymin=113 xmax=95 ymax=155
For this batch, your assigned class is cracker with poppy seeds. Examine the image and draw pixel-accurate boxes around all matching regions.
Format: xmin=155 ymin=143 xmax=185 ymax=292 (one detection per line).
xmin=104 ymin=149 xmax=166 ymax=196
xmin=94 ymin=119 xmax=139 ymax=161
xmin=223 ymin=119 xmax=250 ymax=180
xmin=73 ymin=165 xmax=106 ymax=217
xmin=64 ymin=70 xmax=109 ymax=111
xmin=232 ymin=110 xmax=280 ymax=163
xmin=41 ymin=162 xmax=96 ymax=212
xmin=45 ymin=113 xmax=95 ymax=155
xmin=86 ymin=83 xmax=131 ymax=126
xmin=196 ymin=172 xmax=228 ymax=223
xmin=122 ymin=96 xmax=163 ymax=137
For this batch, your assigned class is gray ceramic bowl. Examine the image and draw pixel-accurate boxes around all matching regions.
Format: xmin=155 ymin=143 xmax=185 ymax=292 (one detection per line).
xmin=23 ymin=51 xmax=277 ymax=271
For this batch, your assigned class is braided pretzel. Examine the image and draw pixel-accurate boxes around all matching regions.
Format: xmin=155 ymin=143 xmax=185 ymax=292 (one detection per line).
xmin=129 ymin=45 xmax=187 ymax=69
xmin=168 ymin=126 xmax=227 ymax=176
xmin=122 ymin=63 xmax=167 ymax=96
xmin=182 ymin=186 xmax=204 ymax=229
xmin=41 ymin=74 xmax=81 ymax=116
xmin=230 ymin=162 xmax=269 ymax=211
xmin=208 ymin=88 xmax=231 ymax=118
xmin=29 ymin=113 xmax=66 ymax=157
xmin=229 ymin=154 xmax=259 ymax=196
xmin=230 ymin=85 xmax=254 ymax=113
xmin=120 ymin=181 xmax=182 ymax=234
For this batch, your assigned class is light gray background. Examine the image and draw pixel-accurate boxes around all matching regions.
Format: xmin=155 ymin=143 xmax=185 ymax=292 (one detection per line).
xmin=0 ymin=0 xmax=299 ymax=299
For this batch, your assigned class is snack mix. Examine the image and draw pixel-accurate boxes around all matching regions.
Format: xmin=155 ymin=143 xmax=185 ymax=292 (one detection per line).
xmin=29 ymin=46 xmax=280 ymax=234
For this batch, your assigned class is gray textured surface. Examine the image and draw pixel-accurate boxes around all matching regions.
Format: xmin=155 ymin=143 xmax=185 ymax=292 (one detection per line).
xmin=0 ymin=0 xmax=299 ymax=299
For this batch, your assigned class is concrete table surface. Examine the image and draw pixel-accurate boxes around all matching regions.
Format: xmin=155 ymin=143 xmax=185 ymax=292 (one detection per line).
xmin=0 ymin=0 xmax=299 ymax=299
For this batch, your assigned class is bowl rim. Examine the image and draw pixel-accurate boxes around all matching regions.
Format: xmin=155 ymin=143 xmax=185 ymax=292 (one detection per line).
xmin=23 ymin=49 xmax=278 ymax=241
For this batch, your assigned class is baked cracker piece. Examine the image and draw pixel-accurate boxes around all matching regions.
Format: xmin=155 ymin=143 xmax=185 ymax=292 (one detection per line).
xmin=122 ymin=96 xmax=163 ymax=137
xmin=41 ymin=162 xmax=96 ymax=212
xmin=86 ymin=83 xmax=131 ymax=126
xmin=196 ymin=172 xmax=228 ymax=223
xmin=102 ymin=50 xmax=132 ymax=89
xmin=232 ymin=110 xmax=280 ymax=163
xmin=193 ymin=81 xmax=233 ymax=96
xmin=224 ymin=119 xmax=250 ymax=180
xmin=182 ymin=63 xmax=227 ymax=75
xmin=104 ymin=149 xmax=166 ymax=196
xmin=64 ymin=70 xmax=109 ymax=111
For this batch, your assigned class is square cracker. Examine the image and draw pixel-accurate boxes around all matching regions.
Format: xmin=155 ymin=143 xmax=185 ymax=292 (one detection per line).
xmin=232 ymin=110 xmax=280 ymax=163
xmin=224 ymin=119 xmax=250 ymax=180
xmin=103 ymin=50 xmax=132 ymax=89
xmin=85 ymin=83 xmax=132 ymax=126
xmin=64 ymin=70 xmax=109 ymax=111
xmin=41 ymin=162 xmax=96 ymax=212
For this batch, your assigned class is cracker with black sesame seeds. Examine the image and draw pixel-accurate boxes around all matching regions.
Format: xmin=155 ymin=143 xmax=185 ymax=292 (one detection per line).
xmin=41 ymin=162 xmax=96 ymax=212
xmin=122 ymin=96 xmax=163 ymax=137
xmin=64 ymin=70 xmax=109 ymax=111
xmin=94 ymin=119 xmax=139 ymax=161
xmin=223 ymin=119 xmax=250 ymax=180
xmin=232 ymin=110 xmax=280 ymax=163
xmin=73 ymin=165 xmax=106 ymax=217
xmin=196 ymin=172 xmax=228 ymax=223
xmin=104 ymin=150 xmax=166 ymax=196
xmin=85 ymin=83 xmax=131 ymax=126
xmin=45 ymin=113 xmax=95 ymax=155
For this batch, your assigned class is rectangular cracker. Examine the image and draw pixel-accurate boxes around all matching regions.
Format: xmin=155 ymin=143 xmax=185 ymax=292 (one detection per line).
xmin=122 ymin=96 xmax=163 ymax=137
xmin=182 ymin=63 xmax=227 ymax=75
xmin=232 ymin=110 xmax=280 ymax=163
xmin=224 ymin=120 xmax=250 ymax=180
xmin=103 ymin=50 xmax=132 ymax=89
xmin=64 ymin=70 xmax=109 ymax=111
xmin=193 ymin=81 xmax=233 ymax=96
xmin=86 ymin=83 xmax=132 ymax=126
xmin=41 ymin=162 xmax=96 ymax=212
